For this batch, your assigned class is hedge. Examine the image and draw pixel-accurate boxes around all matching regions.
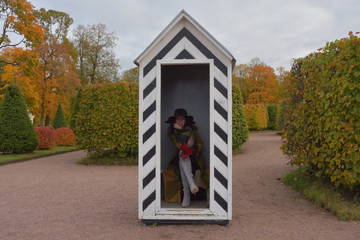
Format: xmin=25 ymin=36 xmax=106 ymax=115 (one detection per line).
xmin=266 ymin=104 xmax=278 ymax=130
xmin=282 ymin=32 xmax=360 ymax=190
xmin=244 ymin=104 xmax=268 ymax=131
xmin=70 ymin=88 xmax=82 ymax=130
xmin=74 ymin=82 xmax=138 ymax=158
xmin=0 ymin=84 xmax=39 ymax=153
xmin=277 ymin=100 xmax=286 ymax=130
xmin=232 ymin=85 xmax=248 ymax=150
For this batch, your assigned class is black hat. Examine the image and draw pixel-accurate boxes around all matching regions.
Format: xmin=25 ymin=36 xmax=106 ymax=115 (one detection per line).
xmin=165 ymin=108 xmax=195 ymax=124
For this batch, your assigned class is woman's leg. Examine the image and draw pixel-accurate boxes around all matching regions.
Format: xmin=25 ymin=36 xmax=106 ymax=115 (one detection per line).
xmin=179 ymin=157 xmax=199 ymax=198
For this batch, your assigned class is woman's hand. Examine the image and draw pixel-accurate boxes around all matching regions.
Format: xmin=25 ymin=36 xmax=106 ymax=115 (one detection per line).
xmin=173 ymin=123 xmax=182 ymax=129
xmin=175 ymin=143 xmax=181 ymax=149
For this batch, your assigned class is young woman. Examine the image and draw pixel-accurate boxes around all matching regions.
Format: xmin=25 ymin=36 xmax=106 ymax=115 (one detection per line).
xmin=165 ymin=108 xmax=208 ymax=207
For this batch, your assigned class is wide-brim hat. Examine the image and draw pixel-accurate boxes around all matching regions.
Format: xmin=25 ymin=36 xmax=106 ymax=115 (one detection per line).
xmin=165 ymin=108 xmax=195 ymax=124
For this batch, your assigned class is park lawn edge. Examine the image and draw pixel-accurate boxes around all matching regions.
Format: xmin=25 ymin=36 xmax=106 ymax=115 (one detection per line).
xmin=0 ymin=146 xmax=80 ymax=166
xmin=282 ymin=169 xmax=360 ymax=222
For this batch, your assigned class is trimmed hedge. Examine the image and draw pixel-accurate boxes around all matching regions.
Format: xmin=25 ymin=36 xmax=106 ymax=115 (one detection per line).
xmin=53 ymin=103 xmax=67 ymax=129
xmin=74 ymin=82 xmax=138 ymax=158
xmin=232 ymin=85 xmax=248 ymax=150
xmin=244 ymin=104 xmax=268 ymax=131
xmin=0 ymin=84 xmax=39 ymax=153
xmin=70 ymin=88 xmax=82 ymax=130
xmin=277 ymin=100 xmax=286 ymax=130
xmin=35 ymin=126 xmax=55 ymax=150
xmin=282 ymin=32 xmax=360 ymax=190
xmin=266 ymin=104 xmax=278 ymax=130
xmin=55 ymin=127 xmax=76 ymax=146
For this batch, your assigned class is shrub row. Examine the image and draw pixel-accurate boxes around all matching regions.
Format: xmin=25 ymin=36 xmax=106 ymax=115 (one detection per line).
xmin=232 ymin=85 xmax=248 ymax=150
xmin=244 ymin=104 xmax=268 ymax=130
xmin=74 ymin=82 xmax=139 ymax=158
xmin=282 ymin=32 xmax=360 ymax=190
xmin=35 ymin=126 xmax=76 ymax=149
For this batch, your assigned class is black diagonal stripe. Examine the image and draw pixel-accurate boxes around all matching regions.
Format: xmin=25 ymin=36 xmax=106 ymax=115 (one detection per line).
xmin=143 ymin=146 xmax=155 ymax=166
xmin=214 ymin=78 xmax=228 ymax=99
xmin=143 ymin=27 xmax=228 ymax=77
xmin=214 ymin=122 xmax=227 ymax=144
xmin=214 ymin=191 xmax=228 ymax=212
xmin=143 ymin=101 xmax=156 ymax=122
xmin=175 ymin=49 xmax=194 ymax=59
xmin=184 ymin=28 xmax=228 ymax=76
xmin=143 ymin=168 xmax=156 ymax=189
xmin=143 ymin=191 xmax=156 ymax=211
xmin=214 ymin=168 xmax=228 ymax=190
xmin=143 ymin=124 xmax=156 ymax=144
xmin=214 ymin=146 xmax=227 ymax=166
xmin=143 ymin=78 xmax=156 ymax=99
xmin=214 ymin=100 xmax=228 ymax=121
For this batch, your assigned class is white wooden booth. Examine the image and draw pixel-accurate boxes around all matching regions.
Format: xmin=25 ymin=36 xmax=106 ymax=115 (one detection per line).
xmin=134 ymin=10 xmax=235 ymax=225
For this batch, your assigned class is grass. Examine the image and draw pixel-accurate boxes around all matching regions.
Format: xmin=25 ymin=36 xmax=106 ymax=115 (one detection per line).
xmin=0 ymin=146 xmax=79 ymax=166
xmin=282 ymin=169 xmax=360 ymax=221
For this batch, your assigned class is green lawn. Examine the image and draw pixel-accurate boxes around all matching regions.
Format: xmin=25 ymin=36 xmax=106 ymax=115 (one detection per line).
xmin=0 ymin=146 xmax=79 ymax=165
xmin=282 ymin=169 xmax=360 ymax=221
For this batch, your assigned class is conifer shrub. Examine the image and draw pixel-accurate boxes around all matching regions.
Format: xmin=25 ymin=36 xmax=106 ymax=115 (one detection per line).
xmin=35 ymin=126 xmax=55 ymax=150
xmin=266 ymin=104 xmax=278 ymax=130
xmin=232 ymin=85 xmax=248 ymax=150
xmin=244 ymin=104 xmax=268 ymax=130
xmin=52 ymin=103 xmax=67 ymax=129
xmin=0 ymin=84 xmax=39 ymax=153
xmin=282 ymin=32 xmax=360 ymax=190
xmin=54 ymin=127 xmax=76 ymax=146
xmin=74 ymin=82 xmax=138 ymax=158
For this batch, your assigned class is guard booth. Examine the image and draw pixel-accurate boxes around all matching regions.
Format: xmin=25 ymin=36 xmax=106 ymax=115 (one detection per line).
xmin=134 ymin=10 xmax=235 ymax=225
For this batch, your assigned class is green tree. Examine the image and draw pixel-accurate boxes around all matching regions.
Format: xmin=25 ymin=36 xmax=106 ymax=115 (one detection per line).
xmin=232 ymin=85 xmax=248 ymax=150
xmin=52 ymin=103 xmax=67 ymax=129
xmin=69 ymin=87 xmax=82 ymax=129
xmin=121 ymin=67 xmax=139 ymax=83
xmin=0 ymin=84 xmax=38 ymax=153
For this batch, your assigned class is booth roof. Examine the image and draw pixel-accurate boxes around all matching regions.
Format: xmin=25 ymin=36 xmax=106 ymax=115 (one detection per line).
xmin=133 ymin=9 xmax=236 ymax=70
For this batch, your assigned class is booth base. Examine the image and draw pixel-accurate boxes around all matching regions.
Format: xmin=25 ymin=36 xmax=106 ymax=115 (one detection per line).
xmin=141 ymin=219 xmax=229 ymax=226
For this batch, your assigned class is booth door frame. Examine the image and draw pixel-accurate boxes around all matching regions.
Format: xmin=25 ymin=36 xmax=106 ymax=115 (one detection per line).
xmin=153 ymin=59 xmax=224 ymax=218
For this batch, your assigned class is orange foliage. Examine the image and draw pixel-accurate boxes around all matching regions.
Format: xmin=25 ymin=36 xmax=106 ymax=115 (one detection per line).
xmin=34 ymin=41 xmax=80 ymax=125
xmin=245 ymin=65 xmax=279 ymax=104
xmin=54 ymin=127 xmax=76 ymax=146
xmin=0 ymin=0 xmax=43 ymax=50
xmin=0 ymin=47 xmax=40 ymax=112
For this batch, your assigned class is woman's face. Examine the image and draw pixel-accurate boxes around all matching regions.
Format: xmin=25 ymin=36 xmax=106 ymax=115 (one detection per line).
xmin=175 ymin=116 xmax=186 ymax=128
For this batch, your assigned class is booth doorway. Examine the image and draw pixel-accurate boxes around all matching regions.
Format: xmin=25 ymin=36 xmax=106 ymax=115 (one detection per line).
xmin=160 ymin=63 xmax=210 ymax=209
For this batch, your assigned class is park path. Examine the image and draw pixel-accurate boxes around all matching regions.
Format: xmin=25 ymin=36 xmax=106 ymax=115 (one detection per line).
xmin=0 ymin=132 xmax=359 ymax=240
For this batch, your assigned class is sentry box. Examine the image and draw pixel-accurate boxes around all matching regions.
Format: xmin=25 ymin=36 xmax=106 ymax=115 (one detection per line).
xmin=134 ymin=10 xmax=235 ymax=225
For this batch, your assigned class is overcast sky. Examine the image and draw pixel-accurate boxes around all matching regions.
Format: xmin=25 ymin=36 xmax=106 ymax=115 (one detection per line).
xmin=32 ymin=0 xmax=359 ymax=73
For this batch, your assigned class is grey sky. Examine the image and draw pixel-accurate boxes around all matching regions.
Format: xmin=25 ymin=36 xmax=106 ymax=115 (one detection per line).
xmin=33 ymin=0 xmax=360 ymax=73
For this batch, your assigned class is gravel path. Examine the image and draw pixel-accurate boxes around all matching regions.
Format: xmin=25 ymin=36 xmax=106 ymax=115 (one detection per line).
xmin=1 ymin=132 xmax=359 ymax=239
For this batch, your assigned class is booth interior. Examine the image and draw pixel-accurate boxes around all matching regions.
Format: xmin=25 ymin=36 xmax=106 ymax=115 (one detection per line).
xmin=161 ymin=64 xmax=210 ymax=208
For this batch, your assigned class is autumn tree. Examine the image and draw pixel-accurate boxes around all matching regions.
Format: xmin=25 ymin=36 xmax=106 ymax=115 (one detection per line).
xmin=72 ymin=23 xmax=121 ymax=84
xmin=233 ymin=58 xmax=283 ymax=104
xmin=121 ymin=67 xmax=139 ymax=83
xmin=34 ymin=8 xmax=80 ymax=126
xmin=0 ymin=0 xmax=43 ymax=91
xmin=0 ymin=0 xmax=43 ymax=52
xmin=0 ymin=47 xmax=40 ymax=111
